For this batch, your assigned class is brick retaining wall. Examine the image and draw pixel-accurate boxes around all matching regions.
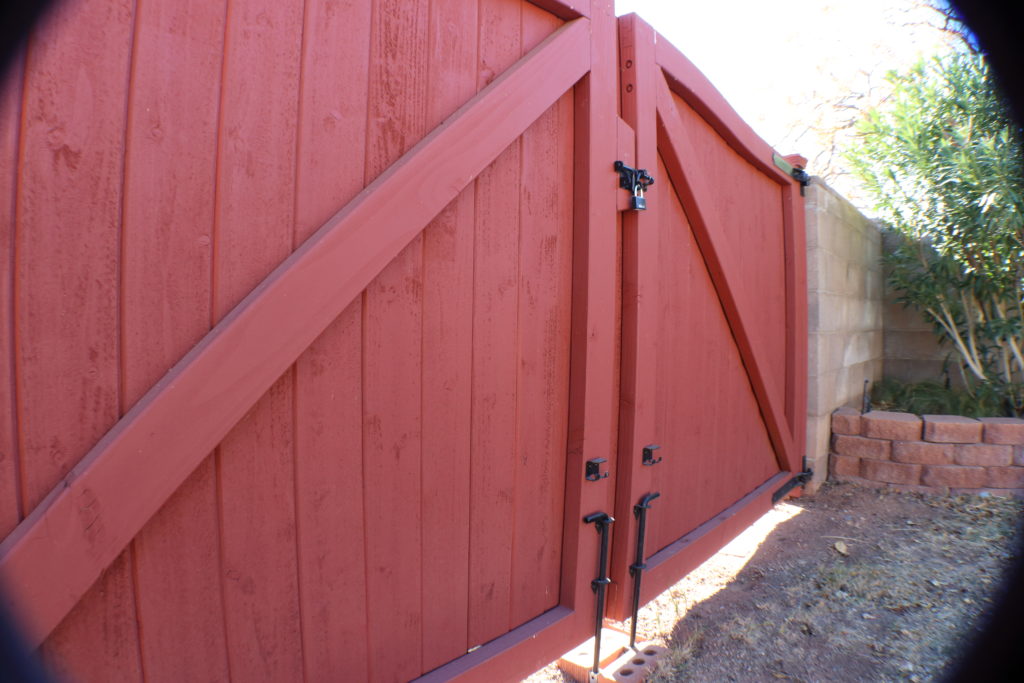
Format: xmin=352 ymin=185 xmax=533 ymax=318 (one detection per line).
xmin=829 ymin=407 xmax=1024 ymax=496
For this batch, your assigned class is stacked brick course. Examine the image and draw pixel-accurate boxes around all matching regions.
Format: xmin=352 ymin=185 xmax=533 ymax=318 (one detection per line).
xmin=829 ymin=407 xmax=1024 ymax=496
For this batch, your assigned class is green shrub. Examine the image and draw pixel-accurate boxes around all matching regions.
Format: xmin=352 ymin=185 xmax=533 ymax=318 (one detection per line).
xmin=869 ymin=377 xmax=1005 ymax=417
xmin=846 ymin=51 xmax=1024 ymax=416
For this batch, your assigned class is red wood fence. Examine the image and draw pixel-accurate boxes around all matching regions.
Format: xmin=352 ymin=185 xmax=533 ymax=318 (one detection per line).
xmin=0 ymin=1 xmax=806 ymax=681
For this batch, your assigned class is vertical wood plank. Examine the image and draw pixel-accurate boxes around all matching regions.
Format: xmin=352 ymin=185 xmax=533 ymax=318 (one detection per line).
xmin=783 ymin=183 xmax=808 ymax=470
xmin=15 ymin=0 xmax=130 ymax=516
xmin=509 ymin=3 xmax=572 ymax=630
xmin=419 ymin=0 xmax=478 ymax=671
xmin=646 ymin=156 xmax=778 ymax=555
xmin=120 ymin=0 xmax=229 ymax=679
xmin=292 ymin=0 xmax=372 ymax=680
xmin=0 ymin=51 xmax=23 ymax=539
xmin=41 ymin=554 xmax=142 ymax=683
xmin=468 ymin=0 xmax=522 ymax=648
xmin=606 ymin=13 xmax=659 ymax=618
xmin=667 ymin=89 xmax=787 ymax=412
xmin=213 ymin=0 xmax=304 ymax=680
xmin=562 ymin=0 xmax=619 ymax=625
xmin=361 ymin=1 xmax=429 ymax=679
xmin=15 ymin=0 xmax=141 ymax=678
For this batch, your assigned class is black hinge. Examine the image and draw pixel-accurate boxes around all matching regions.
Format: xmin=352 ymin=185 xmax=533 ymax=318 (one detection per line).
xmin=772 ymin=153 xmax=810 ymax=196
xmin=791 ymin=167 xmax=810 ymax=195
xmin=772 ymin=457 xmax=813 ymax=503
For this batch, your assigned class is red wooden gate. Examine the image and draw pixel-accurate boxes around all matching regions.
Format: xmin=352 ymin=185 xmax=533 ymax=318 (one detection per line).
xmin=606 ymin=15 xmax=808 ymax=620
xmin=0 ymin=3 xmax=805 ymax=682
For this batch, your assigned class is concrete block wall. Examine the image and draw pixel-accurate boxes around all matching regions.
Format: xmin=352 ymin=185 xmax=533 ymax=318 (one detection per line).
xmin=880 ymin=230 xmax=957 ymax=385
xmin=830 ymin=408 xmax=1024 ymax=496
xmin=804 ymin=178 xmax=884 ymax=491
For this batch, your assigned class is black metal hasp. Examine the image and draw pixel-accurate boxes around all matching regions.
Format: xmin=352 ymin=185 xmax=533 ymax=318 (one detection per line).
xmin=585 ymin=457 xmax=609 ymax=482
xmin=614 ymin=160 xmax=654 ymax=210
xmin=583 ymin=512 xmax=615 ymax=679
xmin=641 ymin=444 xmax=662 ymax=467
xmin=629 ymin=492 xmax=660 ymax=649
xmin=771 ymin=457 xmax=813 ymax=504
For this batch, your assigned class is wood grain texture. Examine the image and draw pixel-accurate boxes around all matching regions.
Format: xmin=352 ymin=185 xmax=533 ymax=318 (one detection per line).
xmin=783 ymin=183 xmax=808 ymax=467
xmin=292 ymin=0 xmax=372 ymax=679
xmin=41 ymin=551 xmax=142 ymax=683
xmin=0 ymin=50 xmax=23 ymax=540
xmin=509 ymin=3 xmax=574 ymax=631
xmin=0 ymin=19 xmax=590 ymax=648
xmin=666 ymin=87 xmax=788 ymax=419
xmin=654 ymin=71 xmax=796 ymax=469
xmin=468 ymin=0 xmax=522 ymax=648
xmin=419 ymin=0 xmax=478 ymax=670
xmin=362 ymin=1 xmax=429 ymax=679
xmin=561 ymin=0 xmax=618 ymax=631
xmin=607 ymin=13 xmax=660 ymax=620
xmin=119 ymin=0 xmax=229 ymax=678
xmin=14 ymin=0 xmax=140 ymax=677
xmin=213 ymin=0 xmax=304 ymax=680
xmin=647 ymin=153 xmax=778 ymax=554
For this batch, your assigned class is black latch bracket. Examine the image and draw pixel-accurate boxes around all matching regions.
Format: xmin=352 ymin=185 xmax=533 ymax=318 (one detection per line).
xmin=585 ymin=457 xmax=609 ymax=482
xmin=641 ymin=444 xmax=662 ymax=467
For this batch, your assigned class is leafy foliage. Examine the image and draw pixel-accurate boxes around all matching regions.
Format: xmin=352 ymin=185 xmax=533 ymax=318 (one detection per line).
xmin=869 ymin=377 xmax=1004 ymax=418
xmin=846 ymin=51 xmax=1024 ymax=415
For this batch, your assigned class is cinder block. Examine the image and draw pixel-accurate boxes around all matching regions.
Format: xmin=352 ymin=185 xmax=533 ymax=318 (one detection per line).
xmin=954 ymin=444 xmax=1012 ymax=467
xmin=861 ymin=459 xmax=921 ymax=485
xmin=832 ymin=434 xmax=890 ymax=460
xmin=891 ymin=441 xmax=954 ymax=465
xmin=922 ymin=415 xmax=982 ymax=444
xmin=922 ymin=465 xmax=987 ymax=488
xmin=831 ymin=407 xmax=861 ymax=435
xmin=829 ymin=453 xmax=861 ymax=479
xmin=986 ymin=466 xmax=1024 ymax=489
xmin=861 ymin=411 xmax=922 ymax=441
xmin=979 ymin=417 xmax=1024 ymax=445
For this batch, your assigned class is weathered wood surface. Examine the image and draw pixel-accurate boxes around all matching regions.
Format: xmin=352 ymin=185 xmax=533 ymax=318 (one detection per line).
xmin=1 ymin=2 xmax=594 ymax=681
xmin=0 ymin=2 xmax=805 ymax=681
xmin=607 ymin=14 xmax=807 ymax=620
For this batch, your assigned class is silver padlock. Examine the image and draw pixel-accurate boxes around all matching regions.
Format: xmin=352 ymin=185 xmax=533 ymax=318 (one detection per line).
xmin=630 ymin=183 xmax=646 ymax=211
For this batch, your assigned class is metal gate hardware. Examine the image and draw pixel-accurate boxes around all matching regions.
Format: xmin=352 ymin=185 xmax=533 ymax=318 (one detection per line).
xmin=583 ymin=512 xmax=615 ymax=681
xmin=628 ymin=492 xmax=660 ymax=649
xmin=771 ymin=457 xmax=813 ymax=503
xmin=585 ymin=457 xmax=609 ymax=482
xmin=772 ymin=153 xmax=811 ymax=196
xmin=641 ymin=444 xmax=662 ymax=467
xmin=614 ymin=160 xmax=654 ymax=210
xmin=791 ymin=166 xmax=810 ymax=196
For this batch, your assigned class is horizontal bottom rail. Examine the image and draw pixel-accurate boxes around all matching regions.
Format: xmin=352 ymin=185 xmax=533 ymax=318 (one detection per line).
xmin=414 ymin=606 xmax=575 ymax=683
xmin=632 ymin=471 xmax=793 ymax=611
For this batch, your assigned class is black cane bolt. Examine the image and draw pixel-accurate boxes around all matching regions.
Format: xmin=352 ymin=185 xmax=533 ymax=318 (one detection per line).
xmin=583 ymin=511 xmax=614 ymax=680
xmin=629 ymin=491 xmax=660 ymax=650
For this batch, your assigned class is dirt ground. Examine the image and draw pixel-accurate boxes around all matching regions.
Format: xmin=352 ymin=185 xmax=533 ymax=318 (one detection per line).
xmin=524 ymin=481 xmax=1023 ymax=683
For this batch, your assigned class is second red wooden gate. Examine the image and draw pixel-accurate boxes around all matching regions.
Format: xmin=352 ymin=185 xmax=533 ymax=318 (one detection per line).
xmin=0 ymin=3 xmax=806 ymax=682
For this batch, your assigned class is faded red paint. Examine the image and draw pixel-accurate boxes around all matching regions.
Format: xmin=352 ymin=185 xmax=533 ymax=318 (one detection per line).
xmin=0 ymin=2 xmax=805 ymax=681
